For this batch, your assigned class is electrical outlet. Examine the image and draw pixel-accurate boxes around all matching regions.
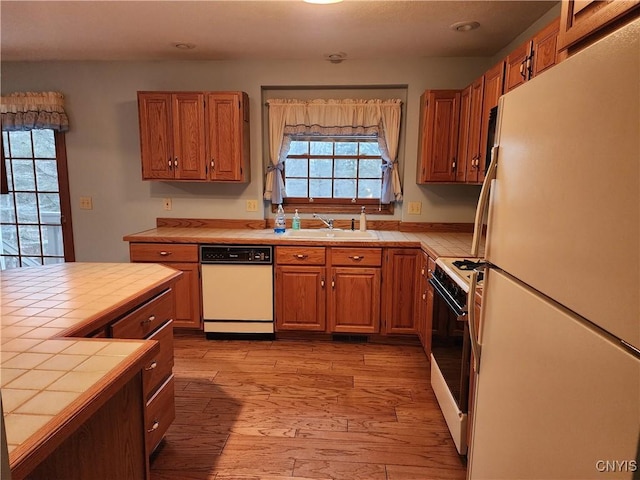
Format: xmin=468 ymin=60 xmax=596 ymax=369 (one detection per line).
xmin=407 ymin=201 xmax=422 ymax=215
xmin=163 ymin=198 xmax=172 ymax=211
xmin=246 ymin=199 xmax=258 ymax=212
xmin=79 ymin=196 xmax=93 ymax=210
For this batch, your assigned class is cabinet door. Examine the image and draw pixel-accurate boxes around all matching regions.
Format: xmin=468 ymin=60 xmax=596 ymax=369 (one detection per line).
xmin=531 ymin=18 xmax=560 ymax=78
xmin=455 ymin=85 xmax=472 ymax=183
xmin=172 ymin=93 xmax=206 ymax=180
xmin=329 ymin=267 xmax=381 ymax=334
xmin=417 ymin=252 xmax=435 ymax=357
xmin=138 ymin=93 xmax=174 ymax=180
xmin=417 ymin=90 xmax=460 ymax=183
xmin=381 ymin=248 xmax=420 ymax=335
xmin=206 ymin=92 xmax=247 ymax=182
xmin=275 ymin=266 xmax=326 ymax=331
xmin=504 ymin=41 xmax=532 ymax=93
xmin=465 ymin=77 xmax=485 ymax=184
xmin=478 ymin=61 xmax=504 ymax=184
xmin=165 ymin=262 xmax=202 ymax=329
xmin=558 ymin=0 xmax=640 ymax=51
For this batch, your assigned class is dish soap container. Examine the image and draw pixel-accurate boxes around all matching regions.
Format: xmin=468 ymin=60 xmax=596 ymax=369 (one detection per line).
xmin=359 ymin=206 xmax=367 ymax=232
xmin=274 ymin=204 xmax=286 ymax=234
xmin=292 ymin=209 xmax=301 ymax=230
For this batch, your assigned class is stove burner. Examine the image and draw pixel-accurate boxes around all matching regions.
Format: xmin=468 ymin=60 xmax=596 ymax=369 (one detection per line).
xmin=452 ymin=259 xmax=486 ymax=271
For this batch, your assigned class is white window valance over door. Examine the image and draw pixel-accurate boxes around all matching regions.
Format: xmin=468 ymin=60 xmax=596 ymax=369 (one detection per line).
xmin=0 ymin=92 xmax=69 ymax=132
xmin=264 ymin=98 xmax=403 ymax=205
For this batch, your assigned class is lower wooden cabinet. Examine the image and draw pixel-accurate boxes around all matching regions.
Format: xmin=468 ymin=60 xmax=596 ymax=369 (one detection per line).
xmin=417 ymin=251 xmax=436 ymax=357
xmin=275 ymin=246 xmax=383 ymax=334
xmin=275 ymin=265 xmax=326 ymax=331
xmin=381 ymin=248 xmax=421 ymax=335
xmin=108 ymin=287 xmax=176 ymax=457
xmin=129 ymin=243 xmax=202 ymax=329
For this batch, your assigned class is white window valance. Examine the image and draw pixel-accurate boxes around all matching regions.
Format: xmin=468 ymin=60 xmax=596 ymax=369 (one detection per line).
xmin=0 ymin=91 xmax=69 ymax=132
xmin=264 ymin=98 xmax=403 ymax=205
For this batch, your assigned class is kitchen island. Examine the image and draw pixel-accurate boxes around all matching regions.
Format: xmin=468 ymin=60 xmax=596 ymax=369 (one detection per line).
xmin=1 ymin=262 xmax=182 ymax=480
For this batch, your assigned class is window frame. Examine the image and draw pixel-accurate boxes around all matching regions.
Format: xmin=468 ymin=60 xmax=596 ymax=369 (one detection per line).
xmin=278 ymin=135 xmax=393 ymax=215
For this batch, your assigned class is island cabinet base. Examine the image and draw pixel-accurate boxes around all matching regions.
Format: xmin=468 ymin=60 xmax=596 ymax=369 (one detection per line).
xmin=21 ymin=374 xmax=148 ymax=480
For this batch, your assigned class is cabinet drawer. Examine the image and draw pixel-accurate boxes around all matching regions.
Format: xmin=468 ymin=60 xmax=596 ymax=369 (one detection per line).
xmin=130 ymin=243 xmax=199 ymax=262
xmin=111 ymin=289 xmax=174 ymax=339
xmin=276 ymin=246 xmax=326 ymax=265
xmin=142 ymin=319 xmax=174 ymax=399
xmin=331 ymin=248 xmax=382 ymax=267
xmin=145 ymin=374 xmax=175 ymax=454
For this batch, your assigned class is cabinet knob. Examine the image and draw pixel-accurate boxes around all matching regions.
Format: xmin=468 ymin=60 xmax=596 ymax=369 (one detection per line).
xmin=295 ymin=254 xmax=308 ymax=260
xmin=159 ymin=251 xmax=171 ymax=256
xmin=321 ymin=278 xmax=325 ymax=288
xmin=210 ymin=159 xmax=215 ymax=169
xmin=174 ymin=158 xmax=178 ymax=167
xmin=141 ymin=314 xmax=156 ymax=325
xmin=348 ymin=255 xmax=363 ymax=261
xmin=168 ymin=158 xmax=172 ymax=170
xmin=147 ymin=421 xmax=160 ymax=433
xmin=144 ymin=361 xmax=158 ymax=371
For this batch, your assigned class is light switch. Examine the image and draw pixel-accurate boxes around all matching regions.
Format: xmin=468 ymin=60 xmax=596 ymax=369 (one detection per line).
xmin=246 ymin=199 xmax=258 ymax=212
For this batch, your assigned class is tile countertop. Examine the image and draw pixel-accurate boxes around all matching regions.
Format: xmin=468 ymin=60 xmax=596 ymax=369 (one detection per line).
xmin=0 ymin=262 xmax=181 ymax=473
xmin=123 ymin=227 xmax=483 ymax=259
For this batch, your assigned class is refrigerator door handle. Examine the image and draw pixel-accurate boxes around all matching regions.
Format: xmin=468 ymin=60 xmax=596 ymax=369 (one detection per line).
xmin=467 ymin=270 xmax=482 ymax=373
xmin=471 ymin=145 xmax=499 ymax=257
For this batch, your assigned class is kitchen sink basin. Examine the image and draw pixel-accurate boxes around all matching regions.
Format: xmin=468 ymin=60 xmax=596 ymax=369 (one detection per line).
xmin=282 ymin=229 xmax=377 ymax=240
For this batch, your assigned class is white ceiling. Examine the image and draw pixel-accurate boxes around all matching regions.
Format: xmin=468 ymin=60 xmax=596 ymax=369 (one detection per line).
xmin=1 ymin=0 xmax=558 ymax=62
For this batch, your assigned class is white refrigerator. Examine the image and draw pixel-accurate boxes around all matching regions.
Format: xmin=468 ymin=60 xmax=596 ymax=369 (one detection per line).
xmin=468 ymin=19 xmax=640 ymax=480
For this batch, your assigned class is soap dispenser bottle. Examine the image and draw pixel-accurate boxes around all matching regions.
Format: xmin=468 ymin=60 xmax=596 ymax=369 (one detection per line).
xmin=292 ymin=209 xmax=301 ymax=230
xmin=274 ymin=204 xmax=286 ymax=234
xmin=359 ymin=206 xmax=367 ymax=232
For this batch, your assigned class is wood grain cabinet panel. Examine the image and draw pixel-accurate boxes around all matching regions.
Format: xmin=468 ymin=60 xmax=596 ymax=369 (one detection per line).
xmin=142 ymin=319 xmax=174 ymax=399
xmin=275 ymin=265 xmax=326 ymax=331
xmin=455 ymin=85 xmax=472 ymax=183
xmin=417 ymin=90 xmax=461 ymax=183
xmin=558 ymin=0 xmax=640 ymax=51
xmin=206 ymin=92 xmax=250 ymax=182
xmin=111 ymin=288 xmax=174 ymax=339
xmin=276 ymin=246 xmax=326 ymax=265
xmin=381 ymin=248 xmax=421 ymax=335
xmin=130 ymin=243 xmax=202 ymax=330
xmin=138 ymin=91 xmax=249 ymax=183
xmin=416 ymin=252 xmax=436 ymax=357
xmin=329 ymin=267 xmax=381 ymax=334
xmin=505 ymin=19 xmax=560 ymax=94
xmin=330 ymin=247 xmax=382 ymax=267
xmin=145 ymin=374 xmax=176 ymax=455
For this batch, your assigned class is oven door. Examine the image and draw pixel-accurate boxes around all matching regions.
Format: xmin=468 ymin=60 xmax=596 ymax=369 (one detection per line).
xmin=429 ymin=275 xmax=471 ymax=455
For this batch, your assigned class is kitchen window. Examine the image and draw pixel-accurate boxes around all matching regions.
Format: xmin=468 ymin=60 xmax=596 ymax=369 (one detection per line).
xmin=0 ymin=129 xmax=74 ymax=269
xmin=282 ymin=136 xmax=386 ymax=212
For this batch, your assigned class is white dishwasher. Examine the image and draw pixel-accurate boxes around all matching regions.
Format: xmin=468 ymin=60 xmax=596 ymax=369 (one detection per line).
xmin=200 ymin=245 xmax=274 ymax=339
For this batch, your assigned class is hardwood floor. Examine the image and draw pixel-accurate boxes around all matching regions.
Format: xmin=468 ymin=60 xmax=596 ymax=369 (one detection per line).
xmin=150 ymin=332 xmax=467 ymax=480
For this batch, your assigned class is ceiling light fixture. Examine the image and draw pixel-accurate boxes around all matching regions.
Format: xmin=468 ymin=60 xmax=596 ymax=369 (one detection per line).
xmin=174 ymin=42 xmax=196 ymax=50
xmin=304 ymin=0 xmax=344 ymax=4
xmin=450 ymin=21 xmax=481 ymax=32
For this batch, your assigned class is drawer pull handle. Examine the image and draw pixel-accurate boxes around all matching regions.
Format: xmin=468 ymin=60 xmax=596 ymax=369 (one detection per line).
xmin=159 ymin=251 xmax=172 ymax=256
xmin=348 ymin=255 xmax=364 ymax=261
xmin=147 ymin=421 xmax=159 ymax=433
xmin=295 ymin=254 xmax=308 ymax=259
xmin=141 ymin=315 xmax=156 ymax=325
xmin=145 ymin=361 xmax=158 ymax=371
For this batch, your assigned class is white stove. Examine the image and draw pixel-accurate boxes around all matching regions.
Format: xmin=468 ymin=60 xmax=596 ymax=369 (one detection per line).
xmin=435 ymin=257 xmax=486 ymax=293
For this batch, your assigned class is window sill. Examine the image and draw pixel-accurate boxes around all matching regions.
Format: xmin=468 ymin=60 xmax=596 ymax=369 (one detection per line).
xmin=272 ymin=200 xmax=393 ymax=215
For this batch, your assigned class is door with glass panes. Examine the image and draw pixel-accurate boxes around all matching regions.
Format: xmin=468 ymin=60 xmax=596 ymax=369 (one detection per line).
xmin=1 ymin=129 xmax=74 ymax=269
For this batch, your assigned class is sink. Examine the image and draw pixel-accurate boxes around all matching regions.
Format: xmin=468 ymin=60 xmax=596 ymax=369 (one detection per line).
xmin=282 ymin=229 xmax=377 ymax=240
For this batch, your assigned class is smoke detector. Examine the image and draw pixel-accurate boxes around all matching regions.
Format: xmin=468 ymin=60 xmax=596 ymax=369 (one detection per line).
xmin=325 ymin=52 xmax=347 ymax=64
xmin=450 ymin=21 xmax=480 ymax=32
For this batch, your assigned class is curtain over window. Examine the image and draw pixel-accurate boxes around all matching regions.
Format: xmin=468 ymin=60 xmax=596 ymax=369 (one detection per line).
xmin=264 ymin=98 xmax=403 ymax=205
xmin=0 ymin=92 xmax=69 ymax=132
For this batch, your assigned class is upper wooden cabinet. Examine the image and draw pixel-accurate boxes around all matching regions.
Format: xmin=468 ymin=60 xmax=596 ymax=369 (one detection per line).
xmin=558 ymin=0 xmax=640 ymax=52
xmin=505 ymin=19 xmax=560 ymax=93
xmin=138 ymin=91 xmax=250 ymax=182
xmin=417 ymin=90 xmax=461 ymax=183
xmin=205 ymin=92 xmax=250 ymax=182
xmin=461 ymin=76 xmax=485 ymax=184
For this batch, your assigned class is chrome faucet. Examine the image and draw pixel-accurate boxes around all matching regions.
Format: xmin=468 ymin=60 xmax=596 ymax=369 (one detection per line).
xmin=313 ymin=213 xmax=334 ymax=229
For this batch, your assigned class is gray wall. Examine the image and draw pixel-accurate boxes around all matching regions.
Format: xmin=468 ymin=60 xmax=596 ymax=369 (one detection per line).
xmin=1 ymin=2 xmax=559 ymax=263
